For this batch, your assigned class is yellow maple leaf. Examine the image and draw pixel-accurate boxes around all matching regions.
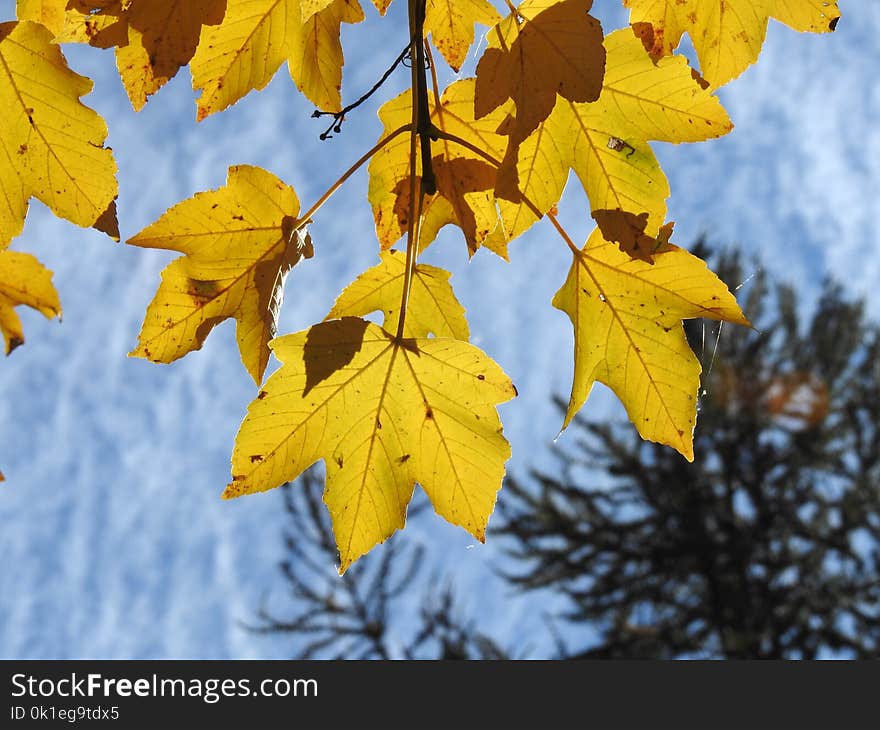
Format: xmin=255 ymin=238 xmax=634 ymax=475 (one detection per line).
xmin=362 ymin=0 xmax=500 ymax=71
xmin=623 ymin=0 xmax=841 ymax=87
xmin=553 ymin=228 xmax=749 ymax=460
xmin=424 ymin=0 xmax=501 ymax=71
xmin=190 ymin=0 xmax=364 ymax=120
xmin=475 ymin=0 xmax=605 ymax=191
xmin=497 ymin=28 xmax=731 ymax=244
xmin=0 ymin=248 xmax=61 ymax=354
xmin=327 ymin=249 xmax=469 ymax=339
xmin=0 ymin=20 xmax=118 ymax=247
xmin=15 ymin=0 xmax=67 ymax=34
xmin=26 ymin=0 xmax=228 ymax=110
xmin=225 ymin=317 xmax=516 ymax=571
xmin=369 ymin=80 xmax=511 ymax=257
xmin=128 ymin=165 xmax=313 ymax=385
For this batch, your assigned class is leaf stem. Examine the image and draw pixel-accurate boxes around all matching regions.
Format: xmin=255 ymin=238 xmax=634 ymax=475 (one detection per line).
xmin=396 ymin=0 xmax=430 ymax=340
xmin=429 ymin=128 xmax=582 ymax=258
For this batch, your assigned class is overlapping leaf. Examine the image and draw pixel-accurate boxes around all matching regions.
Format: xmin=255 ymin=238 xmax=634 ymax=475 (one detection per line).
xmin=424 ymin=0 xmax=502 ymax=71
xmin=369 ymin=80 xmax=511 ymax=257
xmin=0 ymin=20 xmax=118 ymax=247
xmin=623 ymin=0 xmax=841 ymax=87
xmin=0 ymin=248 xmax=61 ymax=354
xmin=554 ymin=228 xmax=749 ymax=459
xmin=226 ymin=317 xmax=516 ymax=570
xmin=366 ymin=0 xmax=500 ymax=71
xmin=190 ymin=0 xmax=364 ymax=120
xmin=18 ymin=0 xmax=228 ymax=110
xmin=496 ymin=28 xmax=732 ymax=247
xmin=475 ymin=0 xmax=605 ymax=198
xmin=328 ymin=250 xmax=469 ymax=339
xmin=128 ymin=165 xmax=312 ymax=384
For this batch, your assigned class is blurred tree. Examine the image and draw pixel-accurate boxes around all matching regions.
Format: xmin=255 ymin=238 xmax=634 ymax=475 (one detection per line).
xmin=257 ymin=247 xmax=880 ymax=659
xmin=250 ymin=471 xmax=507 ymax=659
xmin=500 ymin=248 xmax=880 ymax=658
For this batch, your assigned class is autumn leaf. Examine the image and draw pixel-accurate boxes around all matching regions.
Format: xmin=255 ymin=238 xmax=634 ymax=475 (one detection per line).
xmin=128 ymin=165 xmax=313 ymax=384
xmin=26 ymin=0 xmax=228 ymax=110
xmin=496 ymin=28 xmax=731 ymax=245
xmin=476 ymin=0 xmax=605 ymax=142
xmin=327 ymin=249 xmax=469 ymax=339
xmin=0 ymin=248 xmax=61 ymax=354
xmin=369 ymin=81 xmax=511 ymax=257
xmin=14 ymin=0 xmax=67 ymax=34
xmin=424 ymin=0 xmax=501 ymax=71
xmin=225 ymin=317 xmax=516 ymax=571
xmin=475 ymin=0 xmax=605 ymax=199
xmin=624 ymin=0 xmax=841 ymax=87
xmin=364 ymin=0 xmax=500 ymax=71
xmin=190 ymin=0 xmax=364 ymax=120
xmin=0 ymin=20 xmax=118 ymax=247
xmin=553 ymin=228 xmax=749 ymax=460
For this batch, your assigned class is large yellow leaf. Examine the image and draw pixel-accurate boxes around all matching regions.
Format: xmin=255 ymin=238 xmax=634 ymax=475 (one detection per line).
xmin=225 ymin=317 xmax=516 ymax=571
xmin=0 ymin=21 xmax=117 ymax=247
xmin=369 ymin=80 xmax=511 ymax=257
xmin=0 ymin=248 xmax=61 ymax=354
xmin=623 ymin=0 xmax=841 ymax=87
xmin=497 ymin=29 xmax=732 ymax=243
xmin=190 ymin=0 xmax=364 ymax=120
xmin=327 ymin=249 xmax=469 ymax=339
xmin=475 ymin=0 xmax=605 ymax=179
xmin=128 ymin=165 xmax=313 ymax=384
xmin=553 ymin=228 xmax=749 ymax=460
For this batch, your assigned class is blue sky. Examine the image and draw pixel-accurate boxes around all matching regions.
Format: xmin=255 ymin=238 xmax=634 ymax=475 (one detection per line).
xmin=0 ymin=0 xmax=877 ymax=658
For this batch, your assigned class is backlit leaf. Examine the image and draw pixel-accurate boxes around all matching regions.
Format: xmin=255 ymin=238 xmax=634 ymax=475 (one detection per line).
xmin=369 ymin=80 xmax=511 ymax=257
xmin=128 ymin=165 xmax=313 ymax=384
xmin=225 ymin=317 xmax=516 ymax=571
xmin=553 ymin=228 xmax=749 ymax=459
xmin=425 ymin=0 xmax=501 ymax=71
xmin=190 ymin=0 xmax=364 ymax=120
xmin=623 ymin=0 xmax=841 ymax=87
xmin=0 ymin=248 xmax=61 ymax=354
xmin=327 ymin=249 xmax=469 ymax=339
xmin=497 ymin=28 xmax=732 ymax=244
xmin=0 ymin=20 xmax=118 ymax=247
xmin=46 ymin=0 xmax=228 ymax=110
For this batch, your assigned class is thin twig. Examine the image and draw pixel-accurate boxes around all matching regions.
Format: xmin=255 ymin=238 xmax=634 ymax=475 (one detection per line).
xmin=312 ymin=41 xmax=413 ymax=140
